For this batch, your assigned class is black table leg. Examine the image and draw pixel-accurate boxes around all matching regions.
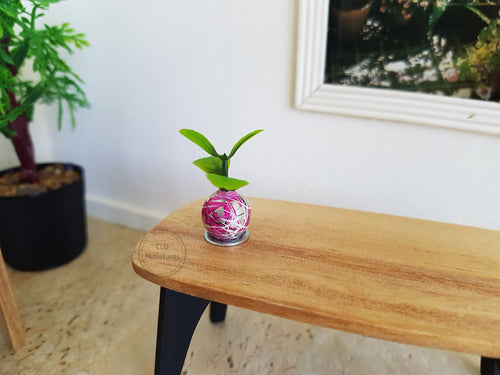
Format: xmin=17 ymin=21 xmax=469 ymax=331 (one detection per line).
xmin=155 ymin=287 xmax=210 ymax=375
xmin=210 ymin=302 xmax=227 ymax=323
xmin=481 ymin=357 xmax=500 ymax=375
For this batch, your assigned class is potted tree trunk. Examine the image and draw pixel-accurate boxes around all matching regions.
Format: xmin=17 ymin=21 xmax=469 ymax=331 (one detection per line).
xmin=0 ymin=0 xmax=89 ymax=270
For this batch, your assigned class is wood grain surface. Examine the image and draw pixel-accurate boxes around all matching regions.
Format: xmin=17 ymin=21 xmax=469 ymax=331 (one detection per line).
xmin=0 ymin=250 xmax=25 ymax=350
xmin=132 ymin=198 xmax=500 ymax=357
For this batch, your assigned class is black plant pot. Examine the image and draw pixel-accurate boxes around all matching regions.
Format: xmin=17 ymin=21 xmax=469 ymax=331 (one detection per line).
xmin=0 ymin=163 xmax=87 ymax=271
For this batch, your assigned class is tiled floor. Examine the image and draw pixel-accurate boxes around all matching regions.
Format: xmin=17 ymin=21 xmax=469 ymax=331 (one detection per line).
xmin=0 ymin=218 xmax=480 ymax=374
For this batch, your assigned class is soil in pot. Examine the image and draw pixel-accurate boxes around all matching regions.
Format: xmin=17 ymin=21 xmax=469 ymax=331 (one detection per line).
xmin=0 ymin=164 xmax=79 ymax=197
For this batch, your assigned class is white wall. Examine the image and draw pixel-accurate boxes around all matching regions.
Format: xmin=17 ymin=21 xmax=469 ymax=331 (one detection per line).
xmin=1 ymin=0 xmax=500 ymax=231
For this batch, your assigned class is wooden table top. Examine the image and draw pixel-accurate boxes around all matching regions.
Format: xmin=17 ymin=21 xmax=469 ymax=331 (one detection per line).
xmin=132 ymin=198 xmax=500 ymax=358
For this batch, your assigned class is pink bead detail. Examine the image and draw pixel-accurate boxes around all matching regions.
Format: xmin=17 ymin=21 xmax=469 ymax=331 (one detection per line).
xmin=201 ymin=190 xmax=251 ymax=240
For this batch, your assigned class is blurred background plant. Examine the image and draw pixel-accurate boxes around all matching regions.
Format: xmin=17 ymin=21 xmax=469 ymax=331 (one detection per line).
xmin=379 ymin=0 xmax=432 ymax=22
xmin=330 ymin=0 xmax=372 ymax=11
xmin=0 ymin=0 xmax=89 ymax=183
xmin=326 ymin=0 xmax=500 ymax=101
xmin=456 ymin=10 xmax=500 ymax=91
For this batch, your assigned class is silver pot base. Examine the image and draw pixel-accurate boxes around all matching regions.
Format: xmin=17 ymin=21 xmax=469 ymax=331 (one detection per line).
xmin=204 ymin=230 xmax=249 ymax=247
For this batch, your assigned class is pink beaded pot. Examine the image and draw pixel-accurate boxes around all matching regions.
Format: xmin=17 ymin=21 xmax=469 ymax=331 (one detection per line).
xmin=201 ymin=190 xmax=251 ymax=246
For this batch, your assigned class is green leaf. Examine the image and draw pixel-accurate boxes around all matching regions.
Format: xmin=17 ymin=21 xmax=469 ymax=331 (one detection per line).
xmin=465 ymin=5 xmax=490 ymax=25
xmin=179 ymin=129 xmax=218 ymax=156
xmin=57 ymin=98 xmax=62 ymax=130
xmin=228 ymin=129 xmax=263 ymax=158
xmin=193 ymin=156 xmax=228 ymax=175
xmin=0 ymin=4 xmax=19 ymax=18
xmin=24 ymin=104 xmax=34 ymax=122
xmin=206 ymin=174 xmax=249 ymax=191
xmin=0 ymin=126 xmax=17 ymax=138
xmin=0 ymin=47 xmax=14 ymax=65
xmin=11 ymin=39 xmax=29 ymax=68
xmin=69 ymin=101 xmax=76 ymax=128
xmin=427 ymin=0 xmax=452 ymax=36
xmin=23 ymin=83 xmax=45 ymax=106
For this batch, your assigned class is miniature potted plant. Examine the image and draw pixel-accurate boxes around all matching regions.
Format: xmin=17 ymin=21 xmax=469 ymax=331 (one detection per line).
xmin=0 ymin=0 xmax=89 ymax=270
xmin=179 ymin=129 xmax=263 ymax=246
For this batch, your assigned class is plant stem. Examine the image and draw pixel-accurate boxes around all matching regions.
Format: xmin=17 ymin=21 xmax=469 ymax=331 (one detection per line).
xmin=8 ymin=111 xmax=38 ymax=183
xmin=222 ymin=158 xmax=228 ymax=177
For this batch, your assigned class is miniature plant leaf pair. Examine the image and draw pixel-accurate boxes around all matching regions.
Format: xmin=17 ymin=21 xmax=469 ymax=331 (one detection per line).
xmin=179 ymin=129 xmax=263 ymax=191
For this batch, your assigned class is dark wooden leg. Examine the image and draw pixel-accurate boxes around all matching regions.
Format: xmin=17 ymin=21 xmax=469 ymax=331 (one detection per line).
xmin=481 ymin=357 xmax=500 ymax=375
xmin=155 ymin=287 xmax=209 ymax=375
xmin=209 ymin=302 xmax=227 ymax=323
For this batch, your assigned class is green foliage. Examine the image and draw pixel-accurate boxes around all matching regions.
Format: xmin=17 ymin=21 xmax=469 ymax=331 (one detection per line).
xmin=0 ymin=0 xmax=89 ymax=138
xmin=457 ymin=11 xmax=500 ymax=84
xmin=379 ymin=0 xmax=432 ymax=21
xmin=179 ymin=129 xmax=263 ymax=191
xmin=428 ymin=0 xmax=499 ymax=35
xmin=206 ymin=174 xmax=249 ymax=191
xmin=193 ymin=156 xmax=233 ymax=176
xmin=178 ymin=129 xmax=218 ymax=156
xmin=228 ymin=129 xmax=263 ymax=158
xmin=428 ymin=0 xmax=453 ymax=36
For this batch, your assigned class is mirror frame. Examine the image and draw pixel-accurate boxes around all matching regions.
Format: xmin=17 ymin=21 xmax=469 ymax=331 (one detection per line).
xmin=295 ymin=0 xmax=500 ymax=136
